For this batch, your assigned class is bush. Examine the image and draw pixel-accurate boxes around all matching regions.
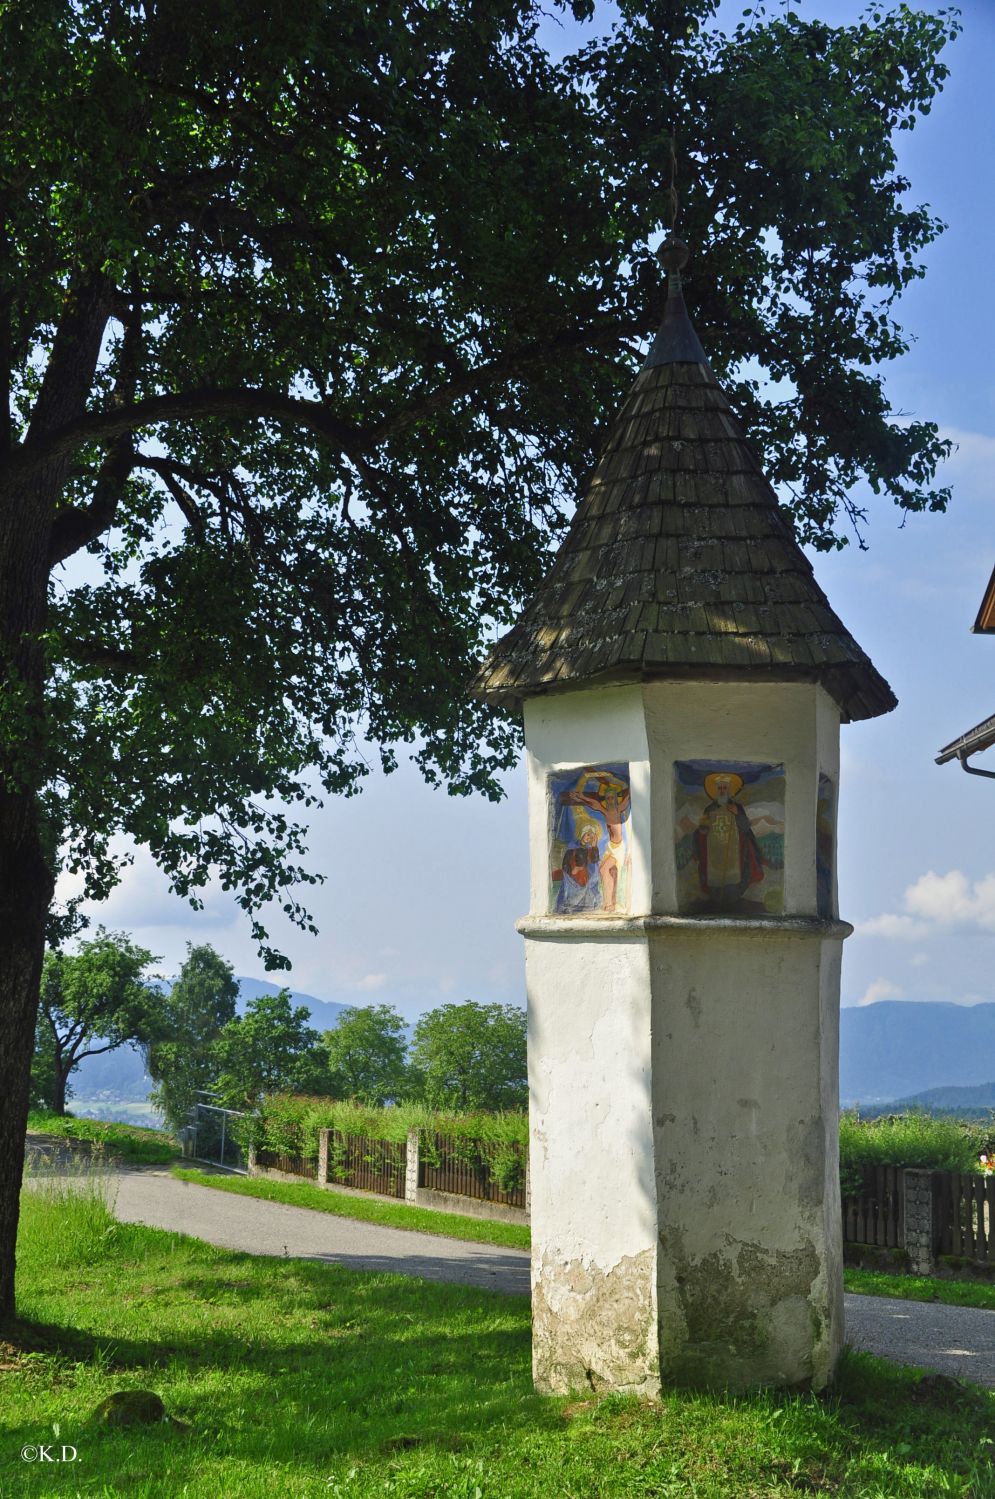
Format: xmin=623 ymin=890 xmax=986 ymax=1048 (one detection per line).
xmin=839 ymin=1111 xmax=994 ymax=1174
xmin=243 ymin=1096 xmax=529 ymax=1193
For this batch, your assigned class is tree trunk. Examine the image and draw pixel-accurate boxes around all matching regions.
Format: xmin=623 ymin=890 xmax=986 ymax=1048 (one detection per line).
xmin=0 ymin=802 xmax=53 ymax=1322
xmin=52 ymin=1064 xmax=68 ymax=1117
xmin=0 ymin=272 xmax=111 ymax=1320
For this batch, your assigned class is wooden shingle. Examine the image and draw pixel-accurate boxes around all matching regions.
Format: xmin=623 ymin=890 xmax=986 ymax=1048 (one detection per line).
xmin=471 ymin=274 xmax=896 ymax=722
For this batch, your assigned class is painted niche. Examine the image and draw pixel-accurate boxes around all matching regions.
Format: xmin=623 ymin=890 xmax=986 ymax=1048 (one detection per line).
xmin=675 ymin=760 xmax=785 ymax=916
xmin=816 ymin=773 xmax=835 ymax=919
xmin=549 ymin=763 xmax=631 ymax=915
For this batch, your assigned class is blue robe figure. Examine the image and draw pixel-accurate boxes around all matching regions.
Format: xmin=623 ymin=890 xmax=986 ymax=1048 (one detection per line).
xmin=554 ymin=826 xmax=603 ymax=913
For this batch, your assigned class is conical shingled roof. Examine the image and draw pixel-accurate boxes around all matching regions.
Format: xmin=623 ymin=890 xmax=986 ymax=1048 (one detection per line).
xmin=472 ymin=245 xmax=896 ymax=723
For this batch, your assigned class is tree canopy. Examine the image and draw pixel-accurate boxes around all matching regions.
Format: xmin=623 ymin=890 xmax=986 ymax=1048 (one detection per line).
xmin=322 ymin=1003 xmax=411 ymax=1106
xmin=411 ymin=1002 xmax=528 ymax=1112
xmin=1 ymin=0 xmax=958 ymax=954
xmin=212 ymin=990 xmax=325 ymax=1109
xmin=146 ymin=943 xmax=240 ymax=1129
xmin=30 ymin=929 xmax=160 ymax=1114
xmin=0 ymin=0 xmax=960 ymax=1316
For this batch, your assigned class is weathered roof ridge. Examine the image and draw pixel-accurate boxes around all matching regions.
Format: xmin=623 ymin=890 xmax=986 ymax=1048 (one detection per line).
xmin=471 ymin=243 xmax=896 ymax=723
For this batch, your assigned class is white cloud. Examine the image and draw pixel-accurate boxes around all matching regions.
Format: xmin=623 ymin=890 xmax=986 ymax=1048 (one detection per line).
xmin=858 ymin=913 xmax=929 ymax=941
xmin=858 ymin=978 xmax=904 ymax=1007
xmin=353 ymin=973 xmax=386 ymax=993
xmin=911 ymin=952 xmax=929 ymax=967
xmin=860 ymin=869 xmax=995 ymax=941
xmin=905 ymin=870 xmax=995 ymax=930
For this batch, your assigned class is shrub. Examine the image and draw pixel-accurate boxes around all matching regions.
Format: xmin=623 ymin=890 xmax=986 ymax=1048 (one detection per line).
xmin=839 ymin=1111 xmax=994 ymax=1174
xmin=243 ymin=1096 xmax=529 ymax=1192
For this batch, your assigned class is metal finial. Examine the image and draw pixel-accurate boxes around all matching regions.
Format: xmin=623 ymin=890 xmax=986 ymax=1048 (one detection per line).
xmin=656 ymin=236 xmax=689 ymax=297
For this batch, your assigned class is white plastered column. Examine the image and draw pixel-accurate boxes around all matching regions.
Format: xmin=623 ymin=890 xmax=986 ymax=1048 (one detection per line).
xmin=521 ymin=679 xmax=847 ymax=1392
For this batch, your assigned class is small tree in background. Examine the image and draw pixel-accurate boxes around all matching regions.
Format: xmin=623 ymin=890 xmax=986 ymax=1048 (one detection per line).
xmin=146 ymin=943 xmax=239 ymax=1131
xmin=411 ymin=1002 xmax=527 ymax=1112
xmin=32 ymin=930 xmax=160 ymax=1115
xmin=212 ymin=991 xmax=326 ymax=1110
xmin=322 ymin=1004 xmax=411 ymax=1106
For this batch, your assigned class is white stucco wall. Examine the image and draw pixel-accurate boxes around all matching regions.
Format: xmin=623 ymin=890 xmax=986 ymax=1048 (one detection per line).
xmin=642 ymin=680 xmax=839 ymax=915
xmin=521 ymin=674 xmax=846 ymax=1393
xmin=525 ymin=930 xmax=660 ymax=1393
xmin=650 ymin=926 xmax=843 ymax=1387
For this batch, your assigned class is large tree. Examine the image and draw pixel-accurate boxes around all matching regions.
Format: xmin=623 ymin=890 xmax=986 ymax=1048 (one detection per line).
xmin=0 ymin=0 xmax=958 ymax=1315
xmin=411 ymin=1002 xmax=528 ymax=1112
xmin=322 ymin=1003 xmax=411 ymax=1106
xmin=212 ymin=990 xmax=325 ymax=1110
xmin=145 ymin=943 xmax=240 ymax=1130
xmin=31 ymin=930 xmax=160 ymax=1115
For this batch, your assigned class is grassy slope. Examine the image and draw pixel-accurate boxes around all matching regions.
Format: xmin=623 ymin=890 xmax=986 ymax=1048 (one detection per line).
xmin=171 ymin=1165 xmax=531 ymax=1251
xmin=4 ymin=1177 xmax=995 ymax=1498
xmin=27 ymin=1111 xmax=177 ymax=1165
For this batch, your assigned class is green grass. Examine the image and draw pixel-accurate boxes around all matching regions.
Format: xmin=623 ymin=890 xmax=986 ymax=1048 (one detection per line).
xmin=27 ymin=1110 xmax=177 ymax=1165
xmin=5 ymin=1172 xmax=995 ymax=1497
xmin=845 ymin=1266 xmax=995 ymax=1312
xmin=170 ymin=1165 xmax=532 ymax=1251
xmin=840 ymin=1111 xmax=993 ymax=1175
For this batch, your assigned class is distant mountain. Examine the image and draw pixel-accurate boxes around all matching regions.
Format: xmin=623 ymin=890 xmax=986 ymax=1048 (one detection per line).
xmin=233 ymin=977 xmax=348 ymax=1035
xmin=840 ymin=1001 xmax=995 ymax=1106
xmin=860 ymin=1081 xmax=995 ymax=1119
xmin=71 ymin=977 xmax=349 ymax=1106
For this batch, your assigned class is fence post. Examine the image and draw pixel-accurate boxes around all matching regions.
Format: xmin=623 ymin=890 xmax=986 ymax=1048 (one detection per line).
xmin=247 ymin=1143 xmax=257 ymax=1175
xmin=525 ymin=1159 xmax=531 ymax=1221
xmin=903 ymin=1168 xmax=934 ymax=1275
xmin=318 ymin=1129 xmax=329 ymax=1188
xmin=405 ymin=1129 xmax=420 ymax=1204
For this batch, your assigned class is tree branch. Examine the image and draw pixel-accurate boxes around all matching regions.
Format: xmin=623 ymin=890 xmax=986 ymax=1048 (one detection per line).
xmin=9 ymin=387 xmax=367 ymax=484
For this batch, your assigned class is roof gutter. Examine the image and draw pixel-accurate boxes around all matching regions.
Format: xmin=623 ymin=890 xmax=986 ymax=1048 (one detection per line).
xmin=936 ymin=710 xmax=995 ymax=778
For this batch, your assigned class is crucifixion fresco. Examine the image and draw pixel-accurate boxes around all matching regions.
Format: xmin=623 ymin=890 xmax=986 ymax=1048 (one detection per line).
xmin=548 ymin=764 xmax=631 ymax=915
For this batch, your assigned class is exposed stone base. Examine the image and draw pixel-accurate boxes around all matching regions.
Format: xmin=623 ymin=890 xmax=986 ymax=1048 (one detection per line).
xmin=531 ymin=1248 xmax=659 ymax=1396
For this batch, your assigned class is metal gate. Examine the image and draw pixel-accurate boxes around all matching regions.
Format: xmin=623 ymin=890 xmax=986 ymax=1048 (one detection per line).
xmin=185 ymin=1093 xmax=247 ymax=1172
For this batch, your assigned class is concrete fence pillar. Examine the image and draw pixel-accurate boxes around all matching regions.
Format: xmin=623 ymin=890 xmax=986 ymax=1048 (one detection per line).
xmin=318 ymin=1129 xmax=329 ymax=1188
xmin=247 ymin=1143 xmax=257 ymax=1175
xmin=903 ymin=1169 xmax=934 ymax=1276
xmin=405 ymin=1129 xmax=420 ymax=1204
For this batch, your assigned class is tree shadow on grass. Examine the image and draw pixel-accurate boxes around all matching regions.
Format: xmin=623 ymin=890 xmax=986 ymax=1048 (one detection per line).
xmin=2 ymin=1253 xmax=555 ymax=1490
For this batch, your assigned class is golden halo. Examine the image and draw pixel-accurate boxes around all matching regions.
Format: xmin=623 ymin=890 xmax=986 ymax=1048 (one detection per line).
xmin=703 ymin=770 xmax=744 ymax=801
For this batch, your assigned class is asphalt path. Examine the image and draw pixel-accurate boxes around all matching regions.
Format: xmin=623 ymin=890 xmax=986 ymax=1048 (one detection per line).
xmin=110 ymin=1167 xmax=531 ymax=1297
xmin=27 ymin=1153 xmax=995 ymax=1388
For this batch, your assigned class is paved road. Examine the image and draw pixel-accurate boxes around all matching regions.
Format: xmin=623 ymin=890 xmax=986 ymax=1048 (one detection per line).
xmin=108 ymin=1169 xmax=532 ymax=1296
xmin=846 ymin=1291 xmax=995 ymax=1388
xmin=27 ymin=1153 xmax=995 ymax=1387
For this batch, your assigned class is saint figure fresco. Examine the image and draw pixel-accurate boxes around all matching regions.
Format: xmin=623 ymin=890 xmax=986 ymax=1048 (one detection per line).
xmin=675 ymin=761 xmax=785 ymax=916
xmin=816 ymin=773 xmax=835 ymax=918
xmin=549 ymin=764 xmax=631 ymax=915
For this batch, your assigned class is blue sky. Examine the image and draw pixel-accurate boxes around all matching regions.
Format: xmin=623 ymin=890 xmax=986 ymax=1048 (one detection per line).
xmin=63 ymin=0 xmax=995 ymax=1019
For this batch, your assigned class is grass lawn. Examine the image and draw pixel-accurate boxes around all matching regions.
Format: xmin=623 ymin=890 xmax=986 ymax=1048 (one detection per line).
xmin=4 ymin=1175 xmax=995 ymax=1497
xmin=844 ymin=1267 xmax=995 ymax=1313
xmin=27 ymin=1111 xmax=177 ymax=1166
xmin=171 ymin=1165 xmax=532 ymax=1251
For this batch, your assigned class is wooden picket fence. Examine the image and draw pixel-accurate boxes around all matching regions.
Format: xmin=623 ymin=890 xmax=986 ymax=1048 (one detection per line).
xmin=418 ymin=1133 xmax=526 ymax=1208
xmin=842 ymin=1165 xmax=904 ymax=1249
xmin=843 ymin=1165 xmax=995 ymax=1267
xmin=933 ymin=1171 xmax=995 ymax=1263
xmin=327 ymin=1132 xmax=406 ymax=1199
xmin=256 ymin=1147 xmax=319 ymax=1181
